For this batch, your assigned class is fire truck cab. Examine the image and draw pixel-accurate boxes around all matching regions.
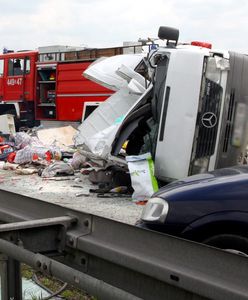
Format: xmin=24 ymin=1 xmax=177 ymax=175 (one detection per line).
xmin=0 ymin=51 xmax=37 ymax=126
xmin=0 ymin=45 xmax=133 ymax=129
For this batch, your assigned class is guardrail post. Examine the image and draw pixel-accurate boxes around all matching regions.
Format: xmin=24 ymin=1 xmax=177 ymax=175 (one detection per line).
xmin=0 ymin=254 xmax=22 ymax=300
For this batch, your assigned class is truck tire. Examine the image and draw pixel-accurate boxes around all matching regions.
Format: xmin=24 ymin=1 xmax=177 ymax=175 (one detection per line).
xmin=203 ymin=234 xmax=248 ymax=256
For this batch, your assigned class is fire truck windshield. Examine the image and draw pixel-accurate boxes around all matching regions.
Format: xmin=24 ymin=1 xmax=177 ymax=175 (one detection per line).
xmin=8 ymin=57 xmax=30 ymax=76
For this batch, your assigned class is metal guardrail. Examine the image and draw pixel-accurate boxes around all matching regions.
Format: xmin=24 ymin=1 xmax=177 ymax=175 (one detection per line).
xmin=0 ymin=188 xmax=248 ymax=300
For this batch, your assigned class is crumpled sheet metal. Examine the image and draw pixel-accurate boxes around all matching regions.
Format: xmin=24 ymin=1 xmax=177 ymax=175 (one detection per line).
xmin=83 ymin=54 xmax=145 ymax=91
xmin=74 ymin=54 xmax=147 ymax=161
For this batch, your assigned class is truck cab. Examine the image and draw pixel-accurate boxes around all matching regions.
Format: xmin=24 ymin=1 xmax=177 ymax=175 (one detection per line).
xmin=76 ymin=26 xmax=248 ymax=183
xmin=112 ymin=44 xmax=248 ymax=182
xmin=0 ymin=51 xmax=37 ymax=125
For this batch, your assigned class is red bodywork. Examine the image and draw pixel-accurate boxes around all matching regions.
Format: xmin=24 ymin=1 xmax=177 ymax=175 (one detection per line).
xmin=0 ymin=51 xmax=37 ymax=103
xmin=0 ymin=50 xmax=113 ymax=123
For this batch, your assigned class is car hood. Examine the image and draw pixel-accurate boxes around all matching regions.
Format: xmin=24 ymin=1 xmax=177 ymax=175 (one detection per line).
xmin=152 ymin=165 xmax=248 ymax=229
xmin=155 ymin=165 xmax=248 ymax=196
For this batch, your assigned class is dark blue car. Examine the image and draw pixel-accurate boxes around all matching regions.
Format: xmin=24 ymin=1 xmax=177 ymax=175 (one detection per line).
xmin=138 ymin=165 xmax=248 ymax=255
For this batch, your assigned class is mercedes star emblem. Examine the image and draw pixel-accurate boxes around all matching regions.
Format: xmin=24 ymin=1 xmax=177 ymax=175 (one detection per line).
xmin=201 ymin=112 xmax=217 ymax=128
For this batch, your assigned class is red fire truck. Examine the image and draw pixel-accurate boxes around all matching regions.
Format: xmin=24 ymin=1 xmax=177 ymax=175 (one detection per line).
xmin=0 ymin=45 xmax=141 ymax=129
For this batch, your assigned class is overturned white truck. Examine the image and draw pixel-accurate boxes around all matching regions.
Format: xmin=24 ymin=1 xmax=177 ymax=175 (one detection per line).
xmin=75 ymin=26 xmax=248 ymax=183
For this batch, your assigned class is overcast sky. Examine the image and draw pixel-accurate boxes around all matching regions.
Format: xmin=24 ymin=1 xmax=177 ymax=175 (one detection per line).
xmin=0 ymin=0 xmax=247 ymax=53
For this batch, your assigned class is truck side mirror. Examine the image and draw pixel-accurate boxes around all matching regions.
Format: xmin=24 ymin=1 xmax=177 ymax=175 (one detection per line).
xmin=158 ymin=26 xmax=179 ymax=46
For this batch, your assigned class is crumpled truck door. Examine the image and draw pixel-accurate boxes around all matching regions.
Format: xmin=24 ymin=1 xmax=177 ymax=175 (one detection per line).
xmin=74 ymin=54 xmax=148 ymax=160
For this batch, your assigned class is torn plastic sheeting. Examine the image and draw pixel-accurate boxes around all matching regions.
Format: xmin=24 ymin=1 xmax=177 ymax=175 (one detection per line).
xmin=14 ymin=145 xmax=58 ymax=164
xmin=83 ymin=54 xmax=145 ymax=91
xmin=13 ymin=132 xmax=62 ymax=164
xmin=14 ymin=132 xmax=41 ymax=150
xmin=41 ymin=161 xmax=74 ymax=178
xmin=70 ymin=151 xmax=87 ymax=170
xmin=0 ymin=145 xmax=14 ymax=161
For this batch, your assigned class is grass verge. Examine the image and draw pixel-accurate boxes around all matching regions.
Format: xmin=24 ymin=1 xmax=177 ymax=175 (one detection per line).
xmin=22 ymin=264 xmax=97 ymax=300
